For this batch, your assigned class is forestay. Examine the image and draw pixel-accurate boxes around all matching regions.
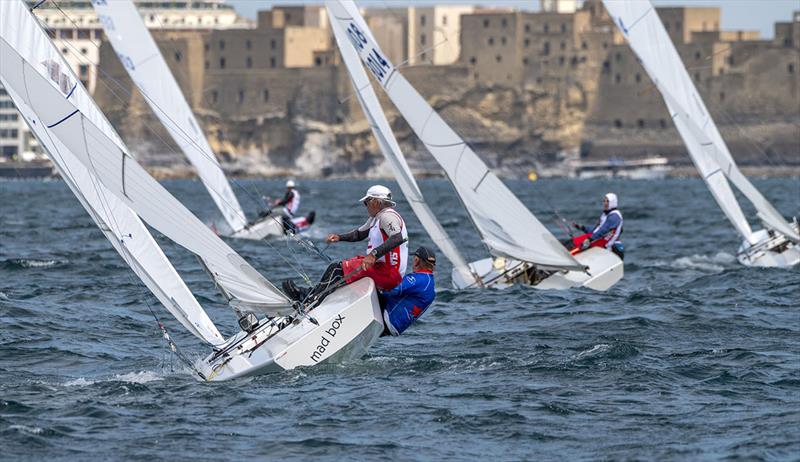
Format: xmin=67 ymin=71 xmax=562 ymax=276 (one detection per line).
xmin=326 ymin=0 xmax=583 ymax=271
xmin=603 ymin=0 xmax=799 ymax=244
xmin=327 ymin=6 xmax=477 ymax=284
xmin=92 ymin=0 xmax=248 ymax=234
xmin=0 ymin=0 xmax=224 ymax=345
xmin=1 ymin=30 xmax=291 ymax=315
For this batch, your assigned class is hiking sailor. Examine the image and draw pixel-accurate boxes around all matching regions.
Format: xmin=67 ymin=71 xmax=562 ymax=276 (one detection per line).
xmin=283 ymin=185 xmax=408 ymax=304
xmin=567 ymin=192 xmax=624 ymax=259
xmin=271 ymin=180 xmax=301 ymax=233
xmin=380 ymin=246 xmax=437 ymax=336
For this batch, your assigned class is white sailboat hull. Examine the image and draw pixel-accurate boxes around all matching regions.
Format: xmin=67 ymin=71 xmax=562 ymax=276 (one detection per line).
xmin=452 ymin=247 xmax=624 ymax=291
xmin=737 ymin=229 xmax=800 ymax=268
xmin=198 ymin=278 xmax=384 ymax=381
xmin=229 ymin=216 xmax=285 ymax=240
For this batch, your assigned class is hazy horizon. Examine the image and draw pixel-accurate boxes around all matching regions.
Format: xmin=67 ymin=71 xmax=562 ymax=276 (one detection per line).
xmin=227 ymin=0 xmax=799 ymax=39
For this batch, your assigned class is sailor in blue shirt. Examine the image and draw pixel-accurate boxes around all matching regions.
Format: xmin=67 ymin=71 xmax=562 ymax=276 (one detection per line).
xmin=379 ymin=246 xmax=437 ymax=336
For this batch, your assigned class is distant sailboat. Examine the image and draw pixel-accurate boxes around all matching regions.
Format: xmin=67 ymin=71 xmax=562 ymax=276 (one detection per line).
xmin=91 ymin=0 xmax=314 ymax=240
xmin=327 ymin=0 xmax=624 ymax=290
xmin=604 ymin=0 xmax=799 ymax=267
xmin=2 ymin=0 xmax=383 ymax=381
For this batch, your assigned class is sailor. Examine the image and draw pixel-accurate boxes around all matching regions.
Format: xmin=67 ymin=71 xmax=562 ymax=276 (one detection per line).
xmin=568 ymin=192 xmax=624 ymax=259
xmin=271 ymin=180 xmax=301 ymax=232
xmin=283 ymin=185 xmax=408 ymax=303
xmin=379 ymin=246 xmax=437 ymax=336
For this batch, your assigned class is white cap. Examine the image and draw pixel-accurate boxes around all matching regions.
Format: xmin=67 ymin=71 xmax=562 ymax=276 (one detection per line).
xmin=605 ymin=192 xmax=618 ymax=210
xmin=359 ymin=185 xmax=395 ymax=206
xmin=286 ymin=180 xmax=296 ymax=188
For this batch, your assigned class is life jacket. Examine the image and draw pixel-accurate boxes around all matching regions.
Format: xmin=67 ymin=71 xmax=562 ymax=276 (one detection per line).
xmin=284 ymin=189 xmax=300 ymax=217
xmin=366 ymin=207 xmax=408 ymax=276
xmin=592 ymin=209 xmax=623 ymax=248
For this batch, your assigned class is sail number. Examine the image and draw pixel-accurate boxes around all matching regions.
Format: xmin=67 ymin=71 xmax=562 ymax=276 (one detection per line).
xmin=117 ymin=53 xmax=135 ymax=71
xmin=97 ymin=14 xmax=115 ymax=32
xmin=345 ymin=22 xmax=391 ymax=85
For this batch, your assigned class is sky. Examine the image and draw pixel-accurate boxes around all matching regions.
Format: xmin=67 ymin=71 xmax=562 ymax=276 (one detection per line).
xmin=227 ymin=0 xmax=799 ymax=39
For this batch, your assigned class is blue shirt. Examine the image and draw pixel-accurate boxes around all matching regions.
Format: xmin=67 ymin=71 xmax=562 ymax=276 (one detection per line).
xmin=380 ymin=270 xmax=435 ymax=336
xmin=590 ymin=209 xmax=623 ymax=241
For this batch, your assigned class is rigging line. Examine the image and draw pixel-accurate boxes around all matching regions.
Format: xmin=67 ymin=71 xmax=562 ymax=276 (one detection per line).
xmin=45 ymin=2 xmax=266 ymax=217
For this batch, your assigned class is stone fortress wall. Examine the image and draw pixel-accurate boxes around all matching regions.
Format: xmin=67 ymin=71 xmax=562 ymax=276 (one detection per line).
xmin=91 ymin=1 xmax=800 ymax=177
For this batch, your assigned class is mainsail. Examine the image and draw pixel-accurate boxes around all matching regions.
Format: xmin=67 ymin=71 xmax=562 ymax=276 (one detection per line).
xmin=0 ymin=0 xmax=224 ymax=345
xmin=328 ymin=6 xmax=476 ymax=284
xmin=92 ymin=0 xmax=248 ymax=233
xmin=603 ymin=0 xmax=800 ymax=244
xmin=326 ymin=0 xmax=583 ymax=271
xmin=2 ymin=1 xmax=291 ymax=315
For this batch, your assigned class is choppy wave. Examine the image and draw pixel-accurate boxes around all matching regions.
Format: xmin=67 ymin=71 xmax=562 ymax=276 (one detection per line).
xmin=64 ymin=371 xmax=164 ymax=387
xmin=1 ymin=258 xmax=65 ymax=270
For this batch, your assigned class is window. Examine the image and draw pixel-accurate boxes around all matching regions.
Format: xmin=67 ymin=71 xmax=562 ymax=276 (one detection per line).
xmin=219 ymin=40 xmax=225 ymax=50
xmin=635 ymin=73 xmax=641 ymax=82
xmin=581 ymin=41 xmax=587 ymax=50
xmin=314 ymin=56 xmax=322 ymax=66
xmin=522 ymin=57 xmax=529 ymax=65
xmin=469 ymin=56 xmax=476 ymax=64
xmin=204 ymin=43 xmax=210 ymax=52
xmin=204 ymin=60 xmax=209 ymax=69
xmin=659 ymin=119 xmax=667 ymax=128
xmin=270 ymin=39 xmax=277 ymax=50
xmin=615 ymin=52 xmax=622 ymax=62
xmin=488 ymin=37 xmax=494 ymax=46
xmin=270 ymin=57 xmax=276 ymax=68
xmin=238 ymin=90 xmax=244 ymax=104
xmin=211 ymin=90 xmax=218 ymax=103
xmin=246 ymin=39 xmax=252 ymax=50
xmin=615 ymin=73 xmax=621 ymax=84
xmin=602 ymin=60 xmax=610 ymax=73
xmin=614 ymin=119 xmax=622 ymax=128
xmin=675 ymin=21 xmax=681 ymax=30
xmin=543 ymin=42 xmax=550 ymax=56
xmin=495 ymin=54 xmax=502 ymax=63
xmin=694 ymin=51 xmax=701 ymax=60
xmin=60 ymin=30 xmax=73 ymax=39
xmin=175 ymin=51 xmax=182 ymax=62
xmin=80 ymin=48 xmax=88 ymax=55
xmin=0 ymin=114 xmax=18 ymax=121
xmin=483 ymin=19 xmax=489 ymax=28
xmin=560 ymin=41 xmax=565 ymax=51
xmin=719 ymin=91 xmax=725 ymax=101
xmin=664 ymin=22 xmax=670 ymax=31
xmin=501 ymin=36 xmax=507 ymax=45
xmin=263 ymin=89 xmax=269 ymax=102
xmin=525 ymin=23 xmax=531 ymax=33
xmin=544 ymin=23 xmax=549 ymax=34
xmin=219 ymin=57 xmax=226 ymax=69
xmin=728 ymin=56 xmax=734 ymax=66
xmin=789 ymin=63 xmax=796 ymax=74
xmin=246 ymin=56 xmax=252 ymax=68
xmin=559 ymin=56 xmax=565 ymax=66
xmin=77 ymin=29 xmax=90 ymax=39
xmin=561 ymin=23 xmax=566 ymax=33
xmin=501 ymin=18 xmax=507 ymax=28
xmin=79 ymin=64 xmax=88 ymax=76
xmin=637 ymin=119 xmax=645 ymax=128
xmin=421 ymin=33 xmax=426 ymax=45
xmin=694 ymin=72 xmax=700 ymax=82
xmin=442 ymin=15 xmax=448 ymax=26
xmin=524 ymin=38 xmax=530 ymax=48
xmin=602 ymin=42 xmax=608 ymax=49
xmin=421 ymin=52 xmax=427 ymax=62
xmin=420 ymin=14 xmax=426 ymax=26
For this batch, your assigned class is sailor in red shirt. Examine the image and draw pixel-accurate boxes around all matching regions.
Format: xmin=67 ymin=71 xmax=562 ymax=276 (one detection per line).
xmin=283 ymin=185 xmax=408 ymax=304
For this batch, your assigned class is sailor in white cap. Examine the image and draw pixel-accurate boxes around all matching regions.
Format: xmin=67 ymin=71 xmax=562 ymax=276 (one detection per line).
xmin=569 ymin=192 xmax=624 ymax=257
xmin=283 ymin=185 xmax=408 ymax=303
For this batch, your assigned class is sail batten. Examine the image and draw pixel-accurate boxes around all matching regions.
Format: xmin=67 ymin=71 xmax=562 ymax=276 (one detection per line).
xmin=1 ymin=0 xmax=225 ymax=345
xmin=604 ymin=0 xmax=798 ymax=244
xmin=327 ymin=0 xmax=583 ymax=271
xmin=327 ymin=5 xmax=476 ymax=283
xmin=92 ymin=0 xmax=248 ymax=233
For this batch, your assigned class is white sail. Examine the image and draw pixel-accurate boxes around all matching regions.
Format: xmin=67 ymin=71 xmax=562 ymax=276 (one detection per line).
xmin=2 ymin=10 xmax=291 ymax=315
xmin=327 ymin=7 xmax=476 ymax=284
xmin=0 ymin=0 xmax=224 ymax=345
xmin=92 ymin=0 xmax=248 ymax=233
xmin=603 ymin=0 xmax=799 ymax=244
xmin=327 ymin=0 xmax=583 ymax=271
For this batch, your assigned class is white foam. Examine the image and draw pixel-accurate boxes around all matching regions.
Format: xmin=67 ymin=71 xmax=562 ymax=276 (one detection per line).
xmin=9 ymin=424 xmax=44 ymax=435
xmin=574 ymin=343 xmax=610 ymax=360
xmin=19 ymin=259 xmax=59 ymax=268
xmin=64 ymin=371 xmax=162 ymax=387
xmin=670 ymin=252 xmax=736 ymax=272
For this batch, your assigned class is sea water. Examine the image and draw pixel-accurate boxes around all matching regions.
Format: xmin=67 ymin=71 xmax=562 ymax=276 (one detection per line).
xmin=1 ymin=177 xmax=798 ymax=461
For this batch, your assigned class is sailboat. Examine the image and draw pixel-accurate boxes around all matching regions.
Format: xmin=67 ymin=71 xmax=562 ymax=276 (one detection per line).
xmin=326 ymin=0 xmax=623 ymax=290
xmin=603 ymin=0 xmax=800 ymax=267
xmin=91 ymin=0 xmax=315 ymax=241
xmin=1 ymin=0 xmax=382 ymax=381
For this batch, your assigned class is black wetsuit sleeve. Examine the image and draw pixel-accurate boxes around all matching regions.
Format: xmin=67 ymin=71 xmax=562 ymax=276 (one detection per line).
xmin=338 ymin=228 xmax=369 ymax=242
xmin=274 ymin=191 xmax=293 ymax=207
xmin=370 ymin=233 xmax=407 ymax=258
